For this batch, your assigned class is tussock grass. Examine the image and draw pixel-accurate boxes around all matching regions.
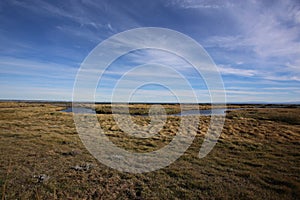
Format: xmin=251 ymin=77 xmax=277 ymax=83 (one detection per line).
xmin=95 ymin=104 xmax=183 ymax=115
xmin=0 ymin=102 xmax=299 ymax=199
xmin=227 ymin=108 xmax=300 ymax=125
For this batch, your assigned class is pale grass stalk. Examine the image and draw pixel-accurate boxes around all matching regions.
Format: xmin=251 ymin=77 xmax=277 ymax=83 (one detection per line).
xmin=1 ymin=159 xmax=11 ymax=200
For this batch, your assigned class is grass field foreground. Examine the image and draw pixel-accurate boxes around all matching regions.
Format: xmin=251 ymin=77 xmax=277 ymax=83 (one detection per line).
xmin=0 ymin=102 xmax=299 ymax=199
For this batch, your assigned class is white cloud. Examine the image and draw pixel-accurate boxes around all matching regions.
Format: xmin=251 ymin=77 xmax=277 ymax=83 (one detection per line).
xmin=286 ymin=59 xmax=300 ymax=74
xmin=264 ymin=75 xmax=300 ymax=82
xmin=166 ymin=0 xmax=233 ymax=9
xmin=217 ymin=64 xmax=256 ymax=76
xmin=200 ymin=0 xmax=300 ymax=84
xmin=10 ymin=0 xmax=137 ymax=37
xmin=12 ymin=0 xmax=100 ymax=28
xmin=56 ymin=25 xmax=102 ymax=43
xmin=123 ymin=49 xmax=194 ymax=70
xmin=0 ymin=56 xmax=77 ymax=80
xmin=201 ymin=0 xmax=300 ymax=58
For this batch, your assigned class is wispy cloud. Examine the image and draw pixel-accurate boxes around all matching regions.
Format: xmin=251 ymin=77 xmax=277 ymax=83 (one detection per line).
xmin=0 ymin=56 xmax=77 ymax=101
xmin=196 ymin=0 xmax=300 ymax=84
xmin=217 ymin=64 xmax=256 ymax=77
xmin=0 ymin=56 xmax=77 ymax=80
xmin=204 ymin=1 xmax=300 ymax=57
xmin=11 ymin=0 xmax=103 ymax=28
xmin=10 ymin=0 xmax=139 ymax=39
xmin=166 ymin=0 xmax=234 ymax=9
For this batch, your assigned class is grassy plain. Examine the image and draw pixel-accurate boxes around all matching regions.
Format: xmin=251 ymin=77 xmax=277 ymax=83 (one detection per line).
xmin=0 ymin=102 xmax=299 ymax=199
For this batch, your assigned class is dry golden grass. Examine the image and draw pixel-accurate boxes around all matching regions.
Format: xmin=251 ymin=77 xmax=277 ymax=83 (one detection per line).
xmin=0 ymin=102 xmax=299 ymax=199
xmin=93 ymin=103 xmax=253 ymax=115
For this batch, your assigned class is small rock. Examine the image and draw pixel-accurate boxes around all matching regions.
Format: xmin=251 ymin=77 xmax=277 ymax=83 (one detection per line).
xmin=71 ymin=165 xmax=83 ymax=171
xmin=34 ymin=174 xmax=49 ymax=183
xmin=71 ymin=163 xmax=93 ymax=171
xmin=62 ymin=150 xmax=80 ymax=156
xmin=61 ymin=141 xmax=70 ymax=145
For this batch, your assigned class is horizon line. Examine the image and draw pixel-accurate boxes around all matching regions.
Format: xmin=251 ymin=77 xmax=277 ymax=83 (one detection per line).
xmin=0 ymin=99 xmax=299 ymax=105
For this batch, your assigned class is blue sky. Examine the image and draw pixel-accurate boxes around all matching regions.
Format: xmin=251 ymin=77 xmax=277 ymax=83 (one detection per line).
xmin=0 ymin=0 xmax=299 ymax=103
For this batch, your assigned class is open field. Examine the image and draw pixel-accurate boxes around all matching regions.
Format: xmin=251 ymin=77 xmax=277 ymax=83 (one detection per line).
xmin=0 ymin=102 xmax=299 ymax=199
